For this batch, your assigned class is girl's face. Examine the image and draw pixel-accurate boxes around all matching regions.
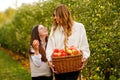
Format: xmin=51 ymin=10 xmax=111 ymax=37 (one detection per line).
xmin=53 ymin=11 xmax=60 ymax=24
xmin=38 ymin=25 xmax=48 ymax=37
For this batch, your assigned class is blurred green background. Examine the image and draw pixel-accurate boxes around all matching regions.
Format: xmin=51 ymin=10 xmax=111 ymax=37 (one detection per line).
xmin=0 ymin=0 xmax=119 ymax=79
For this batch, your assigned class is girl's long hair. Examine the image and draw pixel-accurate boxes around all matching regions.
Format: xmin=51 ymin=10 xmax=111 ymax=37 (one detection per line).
xmin=29 ymin=25 xmax=47 ymax=62
xmin=53 ymin=4 xmax=73 ymax=47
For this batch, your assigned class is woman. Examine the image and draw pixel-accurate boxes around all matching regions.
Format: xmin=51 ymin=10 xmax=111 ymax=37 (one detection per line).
xmin=46 ymin=4 xmax=90 ymax=80
xmin=29 ymin=25 xmax=53 ymax=80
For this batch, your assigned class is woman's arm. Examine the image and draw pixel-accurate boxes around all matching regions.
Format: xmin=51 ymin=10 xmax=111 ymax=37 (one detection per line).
xmin=46 ymin=27 xmax=55 ymax=61
xmin=79 ymin=24 xmax=90 ymax=59
xmin=46 ymin=28 xmax=58 ymax=73
xmin=78 ymin=24 xmax=90 ymax=69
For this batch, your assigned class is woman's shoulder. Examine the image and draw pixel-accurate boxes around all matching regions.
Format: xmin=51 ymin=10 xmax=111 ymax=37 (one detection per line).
xmin=73 ymin=21 xmax=84 ymax=29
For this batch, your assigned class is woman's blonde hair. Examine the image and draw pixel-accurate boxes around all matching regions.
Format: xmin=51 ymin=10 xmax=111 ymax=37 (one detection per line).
xmin=53 ymin=4 xmax=73 ymax=47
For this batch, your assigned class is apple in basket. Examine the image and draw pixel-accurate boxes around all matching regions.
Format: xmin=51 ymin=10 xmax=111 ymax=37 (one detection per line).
xmin=52 ymin=52 xmax=59 ymax=57
xmin=52 ymin=48 xmax=66 ymax=57
xmin=52 ymin=48 xmax=59 ymax=57
xmin=59 ymin=49 xmax=66 ymax=56
xmin=70 ymin=46 xmax=80 ymax=55
xmin=67 ymin=45 xmax=81 ymax=55
xmin=53 ymin=48 xmax=59 ymax=53
xmin=66 ymin=48 xmax=73 ymax=55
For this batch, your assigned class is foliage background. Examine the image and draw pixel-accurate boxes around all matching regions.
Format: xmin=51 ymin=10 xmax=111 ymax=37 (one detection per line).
xmin=0 ymin=0 xmax=119 ymax=79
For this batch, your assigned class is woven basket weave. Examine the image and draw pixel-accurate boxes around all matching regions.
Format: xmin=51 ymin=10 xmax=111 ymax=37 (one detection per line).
xmin=52 ymin=53 xmax=83 ymax=74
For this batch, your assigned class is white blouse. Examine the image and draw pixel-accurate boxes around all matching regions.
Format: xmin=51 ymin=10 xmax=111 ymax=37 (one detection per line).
xmin=46 ymin=21 xmax=90 ymax=61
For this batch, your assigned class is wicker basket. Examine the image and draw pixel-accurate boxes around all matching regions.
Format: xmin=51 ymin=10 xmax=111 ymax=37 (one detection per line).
xmin=52 ymin=53 xmax=83 ymax=74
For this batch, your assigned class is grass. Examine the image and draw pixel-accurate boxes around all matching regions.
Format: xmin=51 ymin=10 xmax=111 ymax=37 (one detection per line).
xmin=0 ymin=49 xmax=31 ymax=80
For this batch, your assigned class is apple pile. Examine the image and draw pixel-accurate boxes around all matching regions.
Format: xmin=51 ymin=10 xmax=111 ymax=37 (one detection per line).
xmin=52 ymin=45 xmax=81 ymax=57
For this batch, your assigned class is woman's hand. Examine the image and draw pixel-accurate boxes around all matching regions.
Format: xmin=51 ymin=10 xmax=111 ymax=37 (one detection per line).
xmin=48 ymin=61 xmax=58 ymax=74
xmin=79 ymin=58 xmax=88 ymax=70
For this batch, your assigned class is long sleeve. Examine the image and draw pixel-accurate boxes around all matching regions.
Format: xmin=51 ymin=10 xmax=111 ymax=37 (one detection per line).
xmin=30 ymin=46 xmax=42 ymax=67
xmin=31 ymin=54 xmax=42 ymax=67
xmin=78 ymin=24 xmax=90 ymax=59
xmin=46 ymin=28 xmax=55 ymax=61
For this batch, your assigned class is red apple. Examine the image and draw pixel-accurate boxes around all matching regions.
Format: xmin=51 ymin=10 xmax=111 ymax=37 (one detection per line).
xmin=61 ymin=52 xmax=66 ymax=56
xmin=52 ymin=52 xmax=58 ymax=57
xmin=69 ymin=45 xmax=76 ymax=50
xmin=59 ymin=49 xmax=65 ymax=53
xmin=72 ymin=48 xmax=80 ymax=55
xmin=53 ymin=48 xmax=59 ymax=53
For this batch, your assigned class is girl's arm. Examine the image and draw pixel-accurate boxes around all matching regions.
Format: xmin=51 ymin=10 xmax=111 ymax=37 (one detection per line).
xmin=30 ymin=46 xmax=42 ymax=67
xmin=31 ymin=54 xmax=42 ymax=67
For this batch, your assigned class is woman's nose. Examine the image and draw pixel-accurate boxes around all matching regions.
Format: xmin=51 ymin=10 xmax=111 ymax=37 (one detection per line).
xmin=54 ymin=16 xmax=57 ymax=19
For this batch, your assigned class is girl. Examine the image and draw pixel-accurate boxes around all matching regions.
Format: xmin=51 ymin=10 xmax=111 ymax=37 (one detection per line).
xmin=29 ymin=25 xmax=53 ymax=80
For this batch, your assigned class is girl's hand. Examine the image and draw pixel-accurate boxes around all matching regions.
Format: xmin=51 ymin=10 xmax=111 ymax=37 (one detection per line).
xmin=32 ymin=40 xmax=39 ymax=54
xmin=48 ymin=61 xmax=58 ymax=74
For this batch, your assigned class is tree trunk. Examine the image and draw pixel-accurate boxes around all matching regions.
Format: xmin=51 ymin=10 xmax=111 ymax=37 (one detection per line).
xmin=104 ymin=66 xmax=110 ymax=80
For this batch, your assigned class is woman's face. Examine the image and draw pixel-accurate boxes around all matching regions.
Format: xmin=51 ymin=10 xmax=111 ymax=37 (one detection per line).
xmin=38 ymin=25 xmax=48 ymax=37
xmin=53 ymin=11 xmax=60 ymax=24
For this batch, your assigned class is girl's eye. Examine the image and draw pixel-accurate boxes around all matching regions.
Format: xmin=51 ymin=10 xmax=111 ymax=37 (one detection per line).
xmin=40 ymin=27 xmax=43 ymax=30
xmin=39 ymin=27 xmax=47 ymax=30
